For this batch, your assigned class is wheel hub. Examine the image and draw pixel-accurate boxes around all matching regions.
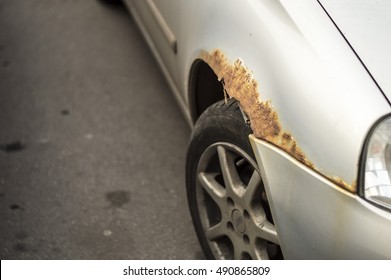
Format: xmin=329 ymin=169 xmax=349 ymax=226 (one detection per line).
xmin=231 ymin=209 xmax=246 ymax=234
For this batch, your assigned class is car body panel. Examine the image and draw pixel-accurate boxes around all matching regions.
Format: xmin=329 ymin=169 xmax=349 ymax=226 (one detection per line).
xmin=319 ymin=0 xmax=391 ymax=102
xmin=125 ymin=0 xmax=390 ymax=190
xmin=250 ymin=135 xmax=391 ymax=259
xmin=129 ymin=0 xmax=178 ymax=82
xmin=123 ymin=0 xmax=193 ymax=125
xmin=124 ymin=0 xmax=391 ymax=258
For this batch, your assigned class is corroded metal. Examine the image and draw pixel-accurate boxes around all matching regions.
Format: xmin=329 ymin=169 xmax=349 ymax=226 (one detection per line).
xmin=200 ymin=49 xmax=356 ymax=192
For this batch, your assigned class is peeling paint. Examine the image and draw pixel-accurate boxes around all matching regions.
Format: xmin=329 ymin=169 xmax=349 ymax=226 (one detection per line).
xmin=200 ymin=49 xmax=356 ymax=192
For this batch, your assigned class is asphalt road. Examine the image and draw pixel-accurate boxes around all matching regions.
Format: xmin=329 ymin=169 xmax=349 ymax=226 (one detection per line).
xmin=0 ymin=0 xmax=202 ymax=259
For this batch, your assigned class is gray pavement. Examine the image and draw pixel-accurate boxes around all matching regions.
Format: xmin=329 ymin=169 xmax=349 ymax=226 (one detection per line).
xmin=0 ymin=0 xmax=202 ymax=259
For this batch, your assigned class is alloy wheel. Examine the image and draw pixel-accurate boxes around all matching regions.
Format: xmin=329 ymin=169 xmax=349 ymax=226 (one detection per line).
xmin=195 ymin=142 xmax=282 ymax=260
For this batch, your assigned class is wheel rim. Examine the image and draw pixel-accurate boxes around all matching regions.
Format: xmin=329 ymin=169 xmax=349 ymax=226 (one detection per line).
xmin=196 ymin=142 xmax=282 ymax=260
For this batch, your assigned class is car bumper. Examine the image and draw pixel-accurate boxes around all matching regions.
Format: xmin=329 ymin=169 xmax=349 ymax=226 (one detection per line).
xmin=250 ymin=135 xmax=391 ymax=259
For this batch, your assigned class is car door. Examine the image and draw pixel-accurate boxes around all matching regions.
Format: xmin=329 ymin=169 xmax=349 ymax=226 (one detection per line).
xmin=125 ymin=0 xmax=180 ymax=88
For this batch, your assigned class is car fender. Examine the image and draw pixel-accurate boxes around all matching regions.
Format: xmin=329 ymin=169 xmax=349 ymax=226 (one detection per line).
xmin=178 ymin=0 xmax=390 ymax=191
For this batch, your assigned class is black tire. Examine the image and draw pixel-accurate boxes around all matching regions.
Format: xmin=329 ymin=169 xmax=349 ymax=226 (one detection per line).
xmin=186 ymin=99 xmax=282 ymax=260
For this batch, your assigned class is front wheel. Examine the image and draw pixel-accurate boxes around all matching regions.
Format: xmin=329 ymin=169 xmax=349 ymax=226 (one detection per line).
xmin=186 ymin=99 xmax=283 ymax=260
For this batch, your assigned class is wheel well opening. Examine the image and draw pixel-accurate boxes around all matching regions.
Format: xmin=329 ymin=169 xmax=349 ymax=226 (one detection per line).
xmin=189 ymin=60 xmax=225 ymax=123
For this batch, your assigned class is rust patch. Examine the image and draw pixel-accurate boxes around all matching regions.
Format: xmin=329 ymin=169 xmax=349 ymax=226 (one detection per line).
xmin=200 ymin=49 xmax=313 ymax=167
xmin=327 ymin=177 xmax=357 ymax=193
xmin=200 ymin=49 xmax=356 ymax=192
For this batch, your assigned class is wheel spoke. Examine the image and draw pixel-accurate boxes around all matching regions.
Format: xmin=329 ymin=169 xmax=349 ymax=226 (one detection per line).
xmin=243 ymin=170 xmax=262 ymax=206
xmin=234 ymin=247 xmax=243 ymax=260
xmin=217 ymin=146 xmax=243 ymax=195
xmin=253 ymin=241 xmax=270 ymax=260
xmin=197 ymin=172 xmax=226 ymax=207
xmin=228 ymin=233 xmax=244 ymax=260
xmin=205 ymin=222 xmax=226 ymax=241
xmin=254 ymin=220 xmax=279 ymax=245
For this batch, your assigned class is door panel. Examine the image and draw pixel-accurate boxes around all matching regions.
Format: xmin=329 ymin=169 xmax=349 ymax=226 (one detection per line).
xmin=126 ymin=0 xmax=180 ymax=87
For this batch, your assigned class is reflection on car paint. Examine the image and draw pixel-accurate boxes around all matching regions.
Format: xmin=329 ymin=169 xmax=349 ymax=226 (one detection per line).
xmin=200 ymin=49 xmax=356 ymax=193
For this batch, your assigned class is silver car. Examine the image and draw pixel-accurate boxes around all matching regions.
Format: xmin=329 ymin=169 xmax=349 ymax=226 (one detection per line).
xmin=116 ymin=0 xmax=391 ymax=259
